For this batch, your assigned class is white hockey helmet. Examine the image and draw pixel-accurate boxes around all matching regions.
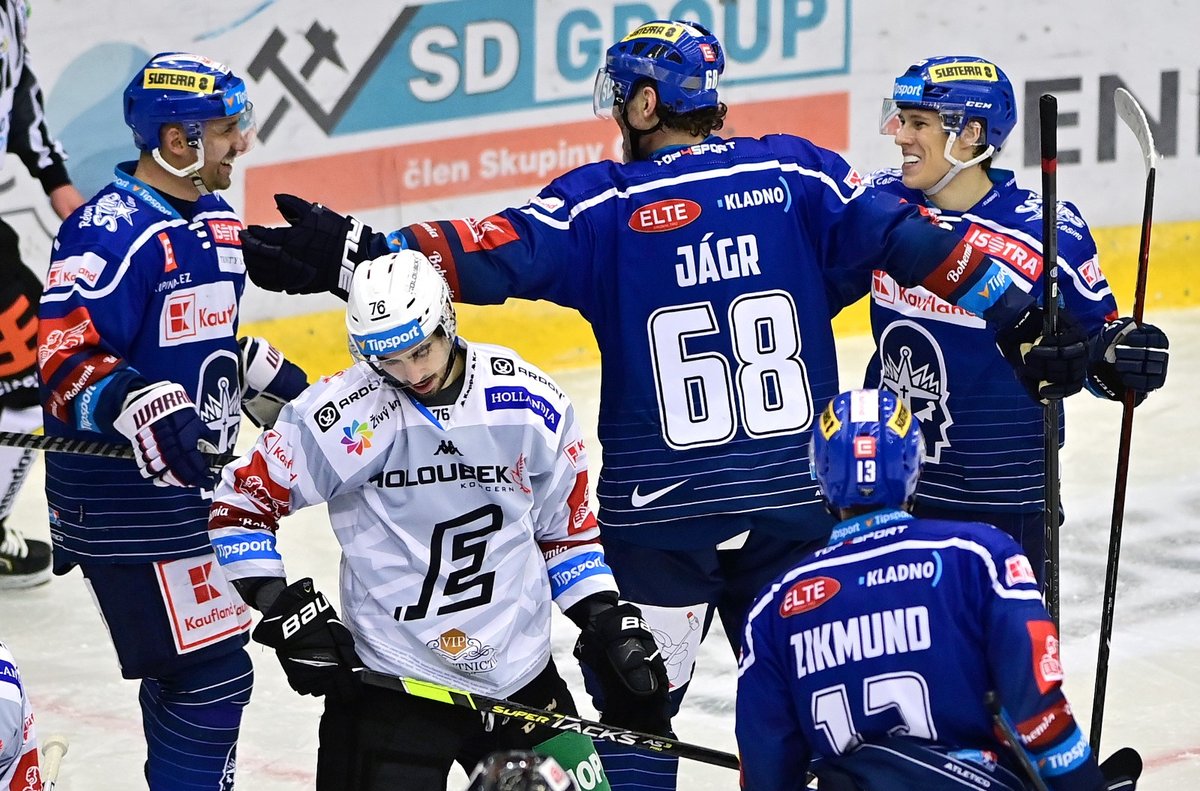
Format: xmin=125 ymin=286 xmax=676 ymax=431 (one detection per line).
xmin=345 ymin=250 xmax=457 ymax=364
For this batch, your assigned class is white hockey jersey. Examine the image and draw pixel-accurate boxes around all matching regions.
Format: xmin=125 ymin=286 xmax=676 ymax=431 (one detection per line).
xmin=210 ymin=341 xmax=616 ymax=697
xmin=0 ymin=641 xmax=40 ymax=791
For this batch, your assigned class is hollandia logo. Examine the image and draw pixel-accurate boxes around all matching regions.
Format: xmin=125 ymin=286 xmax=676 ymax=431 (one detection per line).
xmin=341 ymin=420 xmax=374 ymax=455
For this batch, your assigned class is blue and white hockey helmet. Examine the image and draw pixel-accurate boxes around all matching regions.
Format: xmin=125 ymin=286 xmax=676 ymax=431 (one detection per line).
xmin=346 ymin=250 xmax=457 ymax=364
xmin=880 ymin=56 xmax=1016 ymax=151
xmin=809 ymin=389 xmax=925 ymax=511
xmin=593 ymin=20 xmax=725 ymax=118
xmin=124 ymin=52 xmax=255 ymax=152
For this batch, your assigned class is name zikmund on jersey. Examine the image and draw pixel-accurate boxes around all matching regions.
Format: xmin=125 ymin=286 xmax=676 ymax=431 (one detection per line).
xmin=789 ymin=605 xmax=931 ymax=679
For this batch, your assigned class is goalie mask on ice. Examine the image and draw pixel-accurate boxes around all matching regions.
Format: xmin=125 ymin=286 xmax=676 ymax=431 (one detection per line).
xmin=809 ymin=388 xmax=925 ymax=511
xmin=346 ymin=250 xmax=458 ymax=392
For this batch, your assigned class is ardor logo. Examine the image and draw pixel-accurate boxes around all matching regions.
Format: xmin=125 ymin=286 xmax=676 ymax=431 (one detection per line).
xmin=491 ymin=357 xmax=515 ymax=376
xmin=315 ymin=401 xmax=340 ymax=432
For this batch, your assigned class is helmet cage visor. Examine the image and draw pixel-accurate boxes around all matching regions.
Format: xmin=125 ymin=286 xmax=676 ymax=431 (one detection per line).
xmin=879 ymin=98 xmax=965 ymax=137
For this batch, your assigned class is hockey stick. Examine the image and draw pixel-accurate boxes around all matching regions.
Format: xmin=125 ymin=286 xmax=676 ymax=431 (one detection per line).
xmin=40 ymin=733 xmax=69 ymax=791
xmin=984 ymin=692 xmax=1050 ymax=791
xmin=1090 ymin=86 xmax=1159 ymax=755
xmin=358 ymin=669 xmax=740 ymax=770
xmin=1039 ymin=93 xmax=1063 ymax=627
xmin=0 ymin=431 xmax=235 ymax=468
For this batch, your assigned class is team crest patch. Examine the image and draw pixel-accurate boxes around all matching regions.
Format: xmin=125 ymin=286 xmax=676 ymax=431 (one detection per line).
xmin=428 ymin=629 xmax=499 ymax=673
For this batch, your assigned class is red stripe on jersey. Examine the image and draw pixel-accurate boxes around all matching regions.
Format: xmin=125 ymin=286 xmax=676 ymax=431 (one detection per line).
xmin=962 ymin=223 xmax=1043 ymax=281
xmin=449 ymin=215 xmax=520 ymax=253
xmin=44 ymin=351 xmax=122 ymax=423
xmin=37 ymin=306 xmax=103 ymax=382
xmin=567 ymin=470 xmax=597 ymax=535
xmin=209 ymin=502 xmax=277 ymax=533
xmin=922 ymin=239 xmax=986 ymax=300
xmin=1027 ymin=620 xmax=1064 ymax=695
xmin=1016 ymin=698 xmax=1075 ymax=750
xmin=407 ymin=221 xmax=462 ymax=299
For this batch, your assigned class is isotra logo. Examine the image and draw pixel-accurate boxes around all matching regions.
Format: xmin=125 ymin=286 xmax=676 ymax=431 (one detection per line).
xmin=780 ymin=576 xmax=841 ymax=617
xmin=629 ymin=199 xmax=701 ymax=233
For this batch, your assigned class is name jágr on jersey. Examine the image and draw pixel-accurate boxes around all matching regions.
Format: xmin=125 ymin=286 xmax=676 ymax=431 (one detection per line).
xmin=675 ymin=233 xmax=761 ymax=288
xmin=790 ymin=605 xmax=931 ymax=679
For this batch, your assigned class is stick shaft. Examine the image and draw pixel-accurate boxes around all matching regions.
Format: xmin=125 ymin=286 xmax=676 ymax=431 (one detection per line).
xmin=1039 ymin=93 xmax=1062 ymax=627
xmin=359 ymin=669 xmax=740 ymax=770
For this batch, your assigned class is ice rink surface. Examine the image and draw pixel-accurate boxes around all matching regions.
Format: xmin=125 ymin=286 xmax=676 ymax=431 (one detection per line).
xmin=2 ymin=308 xmax=1196 ymax=790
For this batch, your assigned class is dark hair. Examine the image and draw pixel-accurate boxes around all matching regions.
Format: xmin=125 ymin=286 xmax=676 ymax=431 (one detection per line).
xmin=659 ymin=101 xmax=728 ymax=137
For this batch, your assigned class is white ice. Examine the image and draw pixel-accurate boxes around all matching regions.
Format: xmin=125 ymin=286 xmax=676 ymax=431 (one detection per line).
xmin=2 ymin=309 xmax=1196 ymax=790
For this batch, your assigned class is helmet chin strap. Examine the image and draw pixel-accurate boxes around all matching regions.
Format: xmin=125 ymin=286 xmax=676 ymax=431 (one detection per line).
xmin=151 ymin=139 xmax=211 ymax=196
xmin=619 ymin=101 xmax=663 ymax=162
xmin=923 ymin=133 xmax=995 ymax=197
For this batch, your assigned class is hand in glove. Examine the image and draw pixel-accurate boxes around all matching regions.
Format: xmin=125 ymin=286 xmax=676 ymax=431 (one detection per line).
xmin=573 ymin=601 xmax=672 ymax=736
xmin=239 ymin=194 xmax=387 ymax=299
xmin=995 ymin=304 xmax=1088 ymax=402
xmin=1087 ymin=318 xmax=1169 ymax=405
xmin=113 ymin=381 xmax=215 ymax=488
xmin=239 ymin=336 xmax=309 ymax=428
xmin=252 ymin=578 xmax=362 ymax=698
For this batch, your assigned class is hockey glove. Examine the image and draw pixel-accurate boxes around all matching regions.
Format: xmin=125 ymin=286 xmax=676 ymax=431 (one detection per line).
xmin=573 ymin=601 xmax=672 ymax=736
xmin=113 ymin=382 xmax=215 ymax=488
xmin=239 ymin=336 xmax=309 ymax=428
xmin=251 ymin=578 xmax=363 ymax=699
xmin=995 ymin=305 xmax=1088 ymax=402
xmin=239 ymin=193 xmax=387 ymax=300
xmin=1086 ymin=318 xmax=1169 ymax=405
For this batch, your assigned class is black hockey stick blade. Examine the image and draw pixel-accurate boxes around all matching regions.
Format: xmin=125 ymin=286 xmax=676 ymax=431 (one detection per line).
xmin=984 ymin=691 xmax=1050 ymax=791
xmin=358 ymin=669 xmax=740 ymax=770
xmin=0 ymin=430 xmax=235 ymax=470
xmin=1098 ymin=746 xmax=1143 ymax=788
xmin=1114 ymin=88 xmax=1158 ymax=176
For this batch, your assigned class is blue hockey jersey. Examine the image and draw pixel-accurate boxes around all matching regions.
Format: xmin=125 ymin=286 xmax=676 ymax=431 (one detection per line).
xmin=38 ymin=163 xmax=246 ymax=567
xmin=736 ymin=509 xmax=1105 ymax=791
xmin=863 ymin=169 xmax=1118 ymax=513
xmin=389 ymin=136 xmax=1037 ymax=547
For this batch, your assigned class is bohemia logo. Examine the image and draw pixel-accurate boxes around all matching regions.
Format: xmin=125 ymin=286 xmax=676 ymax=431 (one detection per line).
xmin=629 ymin=199 xmax=701 ymax=233
xmin=341 ymin=420 xmax=373 ymax=455
xmin=189 ymin=561 xmax=222 ymax=604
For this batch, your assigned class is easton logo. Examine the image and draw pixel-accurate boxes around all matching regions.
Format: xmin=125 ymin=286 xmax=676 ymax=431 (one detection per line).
xmin=629 ymin=199 xmax=701 ymax=233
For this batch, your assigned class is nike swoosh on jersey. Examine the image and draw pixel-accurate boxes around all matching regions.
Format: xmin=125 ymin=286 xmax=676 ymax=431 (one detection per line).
xmin=630 ymin=479 xmax=689 ymax=508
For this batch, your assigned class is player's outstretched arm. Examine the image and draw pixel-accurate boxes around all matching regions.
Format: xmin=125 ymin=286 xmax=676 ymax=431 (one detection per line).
xmin=239 ymin=194 xmax=390 ymax=299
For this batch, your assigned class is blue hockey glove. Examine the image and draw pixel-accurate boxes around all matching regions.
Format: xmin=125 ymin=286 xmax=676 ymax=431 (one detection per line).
xmin=574 ymin=601 xmax=672 ymax=736
xmin=252 ymin=578 xmax=363 ymax=699
xmin=995 ymin=305 xmax=1088 ymax=402
xmin=113 ymin=381 xmax=215 ymax=488
xmin=239 ymin=193 xmax=387 ymax=300
xmin=1086 ymin=318 xmax=1169 ymax=405
xmin=239 ymin=336 xmax=309 ymax=428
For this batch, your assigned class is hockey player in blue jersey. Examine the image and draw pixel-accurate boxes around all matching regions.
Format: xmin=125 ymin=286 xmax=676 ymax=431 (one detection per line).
xmin=737 ymin=388 xmax=1142 ymax=791
xmin=863 ymin=56 xmax=1169 ymax=583
xmin=36 ymin=53 xmax=307 ymax=790
xmin=235 ymin=21 xmax=1090 ymax=791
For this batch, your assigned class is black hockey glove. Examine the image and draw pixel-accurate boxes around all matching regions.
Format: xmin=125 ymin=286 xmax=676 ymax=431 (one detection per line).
xmin=251 ymin=578 xmax=363 ymax=699
xmin=1099 ymin=746 xmax=1142 ymax=790
xmin=573 ymin=600 xmax=672 ymax=736
xmin=1086 ymin=318 xmax=1169 ymax=405
xmin=995 ymin=304 xmax=1088 ymax=402
xmin=239 ymin=193 xmax=387 ymax=300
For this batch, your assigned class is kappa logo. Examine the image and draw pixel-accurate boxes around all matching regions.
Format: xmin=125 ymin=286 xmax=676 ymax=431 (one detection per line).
xmin=491 ymin=357 xmax=515 ymax=376
xmin=435 ymin=440 xmax=462 ymax=456
xmin=315 ymin=401 xmax=340 ymax=432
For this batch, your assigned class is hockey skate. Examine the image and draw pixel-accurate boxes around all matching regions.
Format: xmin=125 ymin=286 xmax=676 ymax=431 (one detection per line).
xmin=0 ymin=524 xmax=51 ymax=589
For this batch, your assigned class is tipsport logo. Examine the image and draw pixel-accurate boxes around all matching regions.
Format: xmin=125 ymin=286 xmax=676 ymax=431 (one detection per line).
xmin=341 ymin=420 xmax=374 ymax=455
xmin=244 ymin=1 xmax=850 ymax=140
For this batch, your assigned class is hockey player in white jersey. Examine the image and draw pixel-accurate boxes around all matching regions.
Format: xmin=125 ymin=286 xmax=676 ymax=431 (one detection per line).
xmin=0 ymin=640 xmax=41 ymax=791
xmin=209 ymin=250 xmax=670 ymax=791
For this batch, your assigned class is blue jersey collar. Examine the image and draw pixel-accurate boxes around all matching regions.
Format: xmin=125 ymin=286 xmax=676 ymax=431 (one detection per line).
xmin=112 ymin=161 xmax=182 ymax=219
xmin=826 ymin=508 xmax=915 ymax=545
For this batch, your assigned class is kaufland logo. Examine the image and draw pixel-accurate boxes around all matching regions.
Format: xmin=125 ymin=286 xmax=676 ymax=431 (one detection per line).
xmin=160 ymin=282 xmax=238 ymax=346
